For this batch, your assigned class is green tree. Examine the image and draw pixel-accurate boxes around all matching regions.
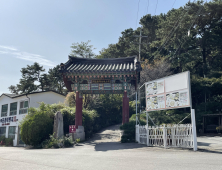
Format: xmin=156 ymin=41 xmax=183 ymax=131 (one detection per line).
xmin=95 ymin=0 xmax=222 ymax=131
xmin=39 ymin=73 xmax=50 ymax=91
xmin=70 ymin=40 xmax=95 ymax=58
xmin=48 ymin=65 xmax=66 ymax=94
xmin=9 ymin=63 xmax=67 ymax=95
xmin=9 ymin=62 xmax=45 ymax=94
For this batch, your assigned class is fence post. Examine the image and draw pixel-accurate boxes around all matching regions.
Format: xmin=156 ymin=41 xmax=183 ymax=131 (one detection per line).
xmin=172 ymin=125 xmax=175 ymax=146
xmin=135 ymin=125 xmax=137 ymax=142
xmin=147 ymin=125 xmax=149 ymax=146
xmin=191 ymin=109 xmax=197 ymax=151
xmin=146 ymin=112 xmax=149 ymax=146
xmin=137 ymin=125 xmax=140 ymax=143
xmin=163 ymin=125 xmax=166 ymax=148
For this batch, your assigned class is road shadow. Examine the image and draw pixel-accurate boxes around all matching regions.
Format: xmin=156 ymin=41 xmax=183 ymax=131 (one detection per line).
xmin=84 ymin=140 xmax=222 ymax=154
xmin=197 ymin=148 xmax=222 ymax=154
xmin=197 ymin=142 xmax=212 ymax=146
xmin=85 ymin=141 xmax=147 ymax=152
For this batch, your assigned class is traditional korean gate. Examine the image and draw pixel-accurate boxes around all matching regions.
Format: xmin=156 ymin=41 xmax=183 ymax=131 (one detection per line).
xmin=60 ymin=56 xmax=142 ymax=139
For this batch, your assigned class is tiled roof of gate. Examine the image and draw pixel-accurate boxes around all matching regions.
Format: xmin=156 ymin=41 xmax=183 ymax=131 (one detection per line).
xmin=60 ymin=56 xmax=139 ymax=74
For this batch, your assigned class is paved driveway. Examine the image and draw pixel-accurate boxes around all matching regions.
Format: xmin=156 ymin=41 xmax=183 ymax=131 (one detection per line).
xmin=0 ymin=125 xmax=222 ymax=170
xmin=197 ymin=136 xmax=222 ymax=152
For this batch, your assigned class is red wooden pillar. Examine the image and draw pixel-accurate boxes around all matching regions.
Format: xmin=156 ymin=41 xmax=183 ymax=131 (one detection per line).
xmin=75 ymin=91 xmax=82 ymax=128
xmin=122 ymin=91 xmax=129 ymax=124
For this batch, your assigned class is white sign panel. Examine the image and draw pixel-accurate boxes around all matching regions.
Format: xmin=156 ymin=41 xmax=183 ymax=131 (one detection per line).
xmin=145 ymin=71 xmax=191 ymax=111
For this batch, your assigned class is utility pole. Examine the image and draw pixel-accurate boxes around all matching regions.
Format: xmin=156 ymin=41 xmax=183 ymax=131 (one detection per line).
xmin=134 ymin=27 xmax=148 ymax=61
xmin=134 ymin=26 xmax=147 ymax=125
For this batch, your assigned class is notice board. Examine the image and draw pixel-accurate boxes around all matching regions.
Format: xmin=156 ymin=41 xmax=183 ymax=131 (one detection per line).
xmin=145 ymin=71 xmax=191 ymax=111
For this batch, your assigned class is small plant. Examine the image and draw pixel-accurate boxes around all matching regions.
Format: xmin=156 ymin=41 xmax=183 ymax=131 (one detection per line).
xmin=42 ymin=134 xmax=60 ymax=149
xmin=42 ymin=134 xmax=74 ymax=149
xmin=216 ymin=126 xmax=222 ymax=133
xmin=63 ymin=136 xmax=74 ymax=147
xmin=75 ymin=138 xmax=81 ymax=144
xmin=0 ymin=136 xmax=6 ymax=145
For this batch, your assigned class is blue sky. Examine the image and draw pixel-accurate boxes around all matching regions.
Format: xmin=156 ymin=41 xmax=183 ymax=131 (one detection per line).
xmin=0 ymin=0 xmax=195 ymax=94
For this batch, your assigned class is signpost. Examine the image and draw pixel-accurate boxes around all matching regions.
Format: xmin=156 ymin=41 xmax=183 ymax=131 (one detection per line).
xmin=69 ymin=125 xmax=76 ymax=133
xmin=144 ymin=71 xmax=197 ymax=151
xmin=145 ymin=71 xmax=191 ymax=111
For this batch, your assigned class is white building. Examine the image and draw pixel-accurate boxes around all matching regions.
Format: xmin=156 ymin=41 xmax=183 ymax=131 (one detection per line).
xmin=0 ymin=91 xmax=65 ymax=146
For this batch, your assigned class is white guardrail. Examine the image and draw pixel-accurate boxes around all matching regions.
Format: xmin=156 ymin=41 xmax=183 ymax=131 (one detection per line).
xmin=136 ymin=124 xmax=194 ymax=148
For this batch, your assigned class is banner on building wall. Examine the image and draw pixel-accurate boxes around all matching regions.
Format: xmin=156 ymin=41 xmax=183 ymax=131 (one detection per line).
xmin=0 ymin=116 xmax=17 ymax=126
xmin=145 ymin=71 xmax=191 ymax=111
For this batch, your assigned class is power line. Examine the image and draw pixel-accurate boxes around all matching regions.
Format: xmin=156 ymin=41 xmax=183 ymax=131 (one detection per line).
xmin=136 ymin=0 xmax=141 ymax=29
xmin=172 ymin=0 xmax=177 ymax=8
xmin=144 ymin=0 xmax=159 ymax=62
xmin=154 ymin=0 xmax=158 ymax=15
xmin=145 ymin=0 xmax=196 ymax=62
xmin=169 ymin=2 xmax=204 ymax=74
xmin=172 ymin=3 xmax=204 ymax=58
xmin=157 ymin=0 xmax=196 ymax=54
xmin=146 ymin=0 xmax=149 ymax=15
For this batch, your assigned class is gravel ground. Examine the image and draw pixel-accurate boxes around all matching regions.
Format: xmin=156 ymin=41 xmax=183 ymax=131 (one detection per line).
xmin=88 ymin=124 xmax=122 ymax=143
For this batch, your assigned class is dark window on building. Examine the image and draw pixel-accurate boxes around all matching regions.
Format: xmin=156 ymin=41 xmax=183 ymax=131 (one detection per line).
xmin=0 ymin=127 xmax=6 ymax=137
xmin=1 ymin=104 xmax=8 ymax=117
xmin=19 ymin=101 xmax=28 ymax=114
xmin=8 ymin=126 xmax=16 ymax=139
xmin=10 ymin=102 xmax=17 ymax=116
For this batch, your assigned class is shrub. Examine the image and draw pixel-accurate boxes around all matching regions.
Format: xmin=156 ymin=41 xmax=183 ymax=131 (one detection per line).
xmin=63 ymin=136 xmax=74 ymax=147
xmin=42 ymin=134 xmax=74 ymax=148
xmin=60 ymin=107 xmax=75 ymax=135
xmin=0 ymin=136 xmax=6 ymax=145
xmin=5 ymin=138 xmax=13 ymax=146
xmin=21 ymin=112 xmax=53 ymax=146
xmin=42 ymin=134 xmax=60 ymax=148
xmin=95 ymin=94 xmax=122 ymax=129
xmin=82 ymin=109 xmax=99 ymax=139
xmin=0 ymin=137 xmax=13 ymax=146
xmin=120 ymin=116 xmax=146 ymax=143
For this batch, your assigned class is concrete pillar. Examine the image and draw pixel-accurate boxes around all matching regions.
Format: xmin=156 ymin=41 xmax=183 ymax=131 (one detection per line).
xmin=5 ymin=126 xmax=8 ymax=138
xmin=75 ymin=91 xmax=82 ymax=128
xmin=122 ymin=91 xmax=129 ymax=124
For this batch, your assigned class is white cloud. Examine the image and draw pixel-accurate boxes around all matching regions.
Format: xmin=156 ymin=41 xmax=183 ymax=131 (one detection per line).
xmin=0 ymin=45 xmax=56 ymax=67
xmin=0 ymin=45 xmax=17 ymax=51
xmin=0 ymin=51 xmax=9 ymax=54
xmin=14 ymin=52 xmax=56 ymax=67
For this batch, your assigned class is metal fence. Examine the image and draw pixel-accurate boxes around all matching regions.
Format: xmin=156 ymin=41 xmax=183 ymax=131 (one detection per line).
xmin=136 ymin=124 xmax=193 ymax=148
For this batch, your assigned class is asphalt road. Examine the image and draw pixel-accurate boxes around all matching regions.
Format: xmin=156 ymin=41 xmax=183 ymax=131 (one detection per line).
xmin=0 ymin=125 xmax=222 ymax=170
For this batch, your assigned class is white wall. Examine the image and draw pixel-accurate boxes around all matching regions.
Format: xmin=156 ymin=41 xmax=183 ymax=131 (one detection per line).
xmin=0 ymin=95 xmax=27 ymax=142
xmin=29 ymin=91 xmax=65 ymax=108
xmin=0 ymin=91 xmax=65 ymax=146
